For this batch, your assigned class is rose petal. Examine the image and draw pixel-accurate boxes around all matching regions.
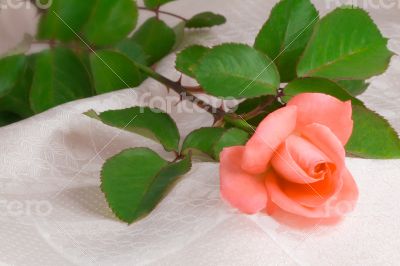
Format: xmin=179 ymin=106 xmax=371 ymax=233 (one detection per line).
xmin=271 ymin=135 xmax=331 ymax=184
xmin=242 ymin=106 xmax=297 ymax=174
xmin=265 ymin=168 xmax=356 ymax=218
xmin=287 ymin=93 xmax=353 ymax=145
xmin=327 ymin=168 xmax=359 ymax=216
xmin=301 ymin=123 xmax=346 ymax=171
xmin=280 ymin=167 xmax=343 ymax=208
xmin=220 ymin=146 xmax=268 ymax=214
xmin=266 ymin=170 xmax=325 ymax=218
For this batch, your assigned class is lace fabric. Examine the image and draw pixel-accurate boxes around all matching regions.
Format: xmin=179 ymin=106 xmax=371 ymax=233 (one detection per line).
xmin=1 ymin=1 xmax=400 ymax=265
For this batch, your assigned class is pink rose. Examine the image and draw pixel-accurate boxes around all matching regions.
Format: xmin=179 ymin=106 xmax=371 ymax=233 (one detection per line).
xmin=220 ymin=93 xmax=358 ymax=218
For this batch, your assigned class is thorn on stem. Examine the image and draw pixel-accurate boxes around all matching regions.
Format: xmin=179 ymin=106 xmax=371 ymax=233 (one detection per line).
xmin=177 ymin=74 xmax=183 ymax=84
xmin=219 ymin=100 xmax=226 ymax=112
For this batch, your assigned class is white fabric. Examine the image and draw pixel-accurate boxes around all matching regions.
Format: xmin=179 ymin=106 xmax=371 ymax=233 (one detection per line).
xmin=1 ymin=0 xmax=400 ymax=265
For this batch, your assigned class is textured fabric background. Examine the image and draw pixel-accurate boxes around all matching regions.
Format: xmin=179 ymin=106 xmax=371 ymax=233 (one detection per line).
xmin=0 ymin=1 xmax=400 ymax=265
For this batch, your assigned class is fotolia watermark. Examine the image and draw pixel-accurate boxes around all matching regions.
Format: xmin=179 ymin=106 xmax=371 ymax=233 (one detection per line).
xmin=0 ymin=200 xmax=53 ymax=217
xmin=324 ymin=199 xmax=357 ymax=217
xmin=326 ymin=0 xmax=400 ymax=9
xmin=0 ymin=0 xmax=52 ymax=10
xmin=135 ymin=92 xmax=240 ymax=115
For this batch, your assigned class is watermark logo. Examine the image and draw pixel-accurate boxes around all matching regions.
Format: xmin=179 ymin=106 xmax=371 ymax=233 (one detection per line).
xmin=135 ymin=91 xmax=240 ymax=115
xmin=326 ymin=0 xmax=400 ymax=9
xmin=323 ymin=198 xmax=357 ymax=217
xmin=0 ymin=199 xmax=53 ymax=217
xmin=0 ymin=0 xmax=52 ymax=10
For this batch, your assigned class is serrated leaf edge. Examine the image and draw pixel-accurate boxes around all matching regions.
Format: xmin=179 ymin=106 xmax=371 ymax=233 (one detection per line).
xmin=100 ymin=148 xmax=192 ymax=224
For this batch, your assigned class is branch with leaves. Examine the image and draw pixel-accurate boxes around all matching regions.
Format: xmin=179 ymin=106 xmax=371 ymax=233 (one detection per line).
xmin=85 ymin=0 xmax=400 ymax=224
xmin=0 ymin=0 xmax=226 ymax=125
xmin=1 ymin=0 xmax=399 ymax=224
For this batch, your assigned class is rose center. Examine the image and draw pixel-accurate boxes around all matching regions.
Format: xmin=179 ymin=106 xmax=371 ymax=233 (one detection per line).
xmin=310 ymin=162 xmax=335 ymax=180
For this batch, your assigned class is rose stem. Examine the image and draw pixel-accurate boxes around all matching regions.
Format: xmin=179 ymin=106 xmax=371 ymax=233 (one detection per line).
xmin=133 ymin=62 xmax=227 ymax=122
xmin=138 ymin=7 xmax=188 ymax=22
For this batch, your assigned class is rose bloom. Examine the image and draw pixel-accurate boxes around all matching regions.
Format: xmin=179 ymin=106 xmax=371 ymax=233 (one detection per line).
xmin=220 ymin=93 xmax=358 ymax=218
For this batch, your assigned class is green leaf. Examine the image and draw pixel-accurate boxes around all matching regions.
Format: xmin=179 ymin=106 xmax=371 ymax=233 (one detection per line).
xmin=346 ymin=105 xmax=400 ymax=158
xmin=182 ymin=127 xmax=225 ymax=159
xmin=115 ymin=39 xmax=149 ymax=66
xmin=196 ymin=43 xmax=280 ymax=99
xmin=176 ymin=45 xmax=210 ymax=77
xmin=0 ymin=112 xmax=21 ymax=127
xmin=144 ymin=0 xmax=175 ymax=9
xmin=30 ymin=48 xmax=92 ymax=113
xmin=182 ymin=127 xmax=249 ymax=161
xmin=0 ymin=57 xmax=34 ymax=118
xmin=212 ymin=128 xmax=249 ymax=160
xmin=89 ymin=50 xmax=142 ymax=94
xmin=37 ymin=0 xmax=94 ymax=42
xmin=83 ymin=0 xmax=138 ymax=46
xmin=85 ymin=107 xmax=180 ymax=152
xmin=101 ymin=148 xmax=191 ymax=223
xmin=131 ymin=17 xmax=176 ymax=65
xmin=172 ymin=21 xmax=186 ymax=50
xmin=254 ymin=0 xmax=318 ymax=82
xmin=74 ymin=51 xmax=95 ymax=94
xmin=0 ymin=54 xmax=26 ymax=97
xmin=297 ymin=7 xmax=393 ymax=79
xmin=283 ymin=78 xmax=363 ymax=105
xmin=115 ymin=39 xmax=149 ymax=83
xmin=337 ymin=80 xmax=369 ymax=96
xmin=186 ymin=12 xmax=226 ymax=28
